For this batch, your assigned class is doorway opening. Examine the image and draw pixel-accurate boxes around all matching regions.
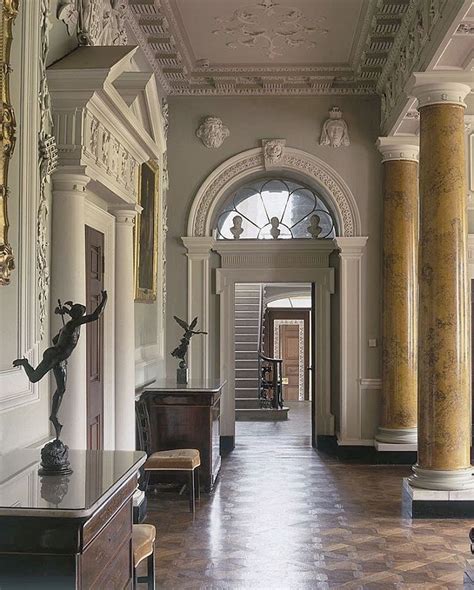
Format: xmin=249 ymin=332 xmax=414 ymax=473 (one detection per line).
xmin=234 ymin=282 xmax=314 ymax=440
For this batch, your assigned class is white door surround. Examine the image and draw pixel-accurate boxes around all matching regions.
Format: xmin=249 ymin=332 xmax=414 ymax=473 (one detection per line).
xmin=183 ymin=145 xmax=369 ymax=445
xmin=48 ymin=46 xmax=166 ymax=450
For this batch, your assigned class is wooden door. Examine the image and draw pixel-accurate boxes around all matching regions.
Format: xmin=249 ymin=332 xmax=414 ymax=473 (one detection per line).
xmin=280 ymin=325 xmax=300 ymax=401
xmin=268 ymin=309 xmax=310 ymax=401
xmin=85 ymin=226 xmax=105 ymax=450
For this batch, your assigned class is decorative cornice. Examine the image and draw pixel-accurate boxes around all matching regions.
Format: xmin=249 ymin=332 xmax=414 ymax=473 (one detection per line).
xmin=376 ymin=136 xmax=419 ymax=162
xmin=126 ymin=0 xmax=423 ymax=97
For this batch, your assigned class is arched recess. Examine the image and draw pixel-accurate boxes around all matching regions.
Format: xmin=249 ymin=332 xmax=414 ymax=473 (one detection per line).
xmin=182 ymin=144 xmax=369 ymax=450
xmin=187 ymin=146 xmax=362 ymax=238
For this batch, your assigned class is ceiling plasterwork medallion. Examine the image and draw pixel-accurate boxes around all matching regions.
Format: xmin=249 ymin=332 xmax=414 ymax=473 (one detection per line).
xmin=196 ymin=117 xmax=230 ymax=149
xmin=212 ymin=1 xmax=328 ymax=60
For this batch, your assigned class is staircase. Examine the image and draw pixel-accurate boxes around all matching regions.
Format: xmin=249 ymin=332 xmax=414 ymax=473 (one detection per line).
xmin=234 ymin=284 xmax=289 ymax=421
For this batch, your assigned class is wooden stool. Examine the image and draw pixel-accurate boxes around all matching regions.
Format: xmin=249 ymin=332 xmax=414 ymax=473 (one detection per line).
xmin=133 ymin=524 xmax=156 ymax=590
xmin=144 ymin=449 xmax=201 ymax=513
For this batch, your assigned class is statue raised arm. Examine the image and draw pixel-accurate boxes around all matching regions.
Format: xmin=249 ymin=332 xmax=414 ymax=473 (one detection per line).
xmin=13 ymin=290 xmax=108 ymax=439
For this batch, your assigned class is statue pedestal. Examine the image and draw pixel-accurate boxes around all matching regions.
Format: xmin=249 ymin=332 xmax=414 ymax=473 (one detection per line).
xmin=38 ymin=439 xmax=73 ymax=476
xmin=177 ymin=367 xmax=189 ymax=384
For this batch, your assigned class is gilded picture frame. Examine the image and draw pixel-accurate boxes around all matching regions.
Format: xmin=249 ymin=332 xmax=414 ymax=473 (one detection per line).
xmin=0 ymin=0 xmax=19 ymax=286
xmin=135 ymin=159 xmax=159 ymax=302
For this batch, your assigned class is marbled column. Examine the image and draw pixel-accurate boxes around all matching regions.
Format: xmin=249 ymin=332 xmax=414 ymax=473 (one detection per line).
xmin=376 ymin=138 xmax=419 ymax=445
xmin=407 ymin=73 xmax=473 ymax=490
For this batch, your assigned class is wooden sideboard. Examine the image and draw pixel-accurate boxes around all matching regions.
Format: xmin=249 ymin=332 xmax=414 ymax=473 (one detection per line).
xmin=142 ymin=379 xmax=226 ymax=492
xmin=0 ymin=449 xmax=146 ymax=589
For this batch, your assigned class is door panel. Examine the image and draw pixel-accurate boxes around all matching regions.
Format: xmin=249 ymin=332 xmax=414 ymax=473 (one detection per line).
xmin=281 ymin=325 xmax=300 ymax=401
xmin=85 ymin=226 xmax=105 ymax=451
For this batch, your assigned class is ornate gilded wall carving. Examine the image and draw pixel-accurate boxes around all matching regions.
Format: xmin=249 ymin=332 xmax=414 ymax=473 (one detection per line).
xmin=0 ymin=0 xmax=18 ymax=286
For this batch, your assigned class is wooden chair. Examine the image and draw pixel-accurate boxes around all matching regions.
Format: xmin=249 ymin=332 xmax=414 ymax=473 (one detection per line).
xmin=133 ymin=523 xmax=156 ymax=589
xmin=136 ymin=397 xmax=201 ymax=513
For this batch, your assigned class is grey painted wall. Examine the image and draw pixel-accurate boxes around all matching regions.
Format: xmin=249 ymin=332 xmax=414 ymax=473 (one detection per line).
xmin=166 ymin=96 xmax=383 ymax=400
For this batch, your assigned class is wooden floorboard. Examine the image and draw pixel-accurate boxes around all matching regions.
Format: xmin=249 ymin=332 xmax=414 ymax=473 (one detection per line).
xmin=143 ymin=402 xmax=471 ymax=589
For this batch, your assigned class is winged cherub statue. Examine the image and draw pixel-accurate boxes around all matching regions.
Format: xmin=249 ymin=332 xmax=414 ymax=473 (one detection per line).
xmin=171 ymin=316 xmax=207 ymax=382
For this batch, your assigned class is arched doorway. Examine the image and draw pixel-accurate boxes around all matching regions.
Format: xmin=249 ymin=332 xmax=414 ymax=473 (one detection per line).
xmin=182 ymin=144 xmax=368 ymax=450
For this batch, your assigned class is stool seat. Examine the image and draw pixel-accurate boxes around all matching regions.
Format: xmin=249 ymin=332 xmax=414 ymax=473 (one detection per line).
xmin=145 ymin=449 xmax=201 ymax=470
xmin=132 ymin=524 xmax=156 ymax=567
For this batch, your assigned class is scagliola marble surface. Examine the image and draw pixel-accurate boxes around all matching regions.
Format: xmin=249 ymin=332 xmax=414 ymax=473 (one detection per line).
xmin=381 ymin=159 xmax=418 ymax=431
xmin=418 ymin=103 xmax=470 ymax=471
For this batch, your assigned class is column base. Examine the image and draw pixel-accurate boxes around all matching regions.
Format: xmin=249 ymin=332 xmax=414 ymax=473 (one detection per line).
xmin=375 ymin=426 xmax=417 ymax=445
xmin=409 ymin=464 xmax=474 ymax=490
xmin=403 ymin=477 xmax=474 ymax=518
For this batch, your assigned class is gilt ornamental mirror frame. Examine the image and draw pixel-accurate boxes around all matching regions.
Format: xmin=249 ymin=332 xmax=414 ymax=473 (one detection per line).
xmin=0 ymin=0 xmax=19 ymax=286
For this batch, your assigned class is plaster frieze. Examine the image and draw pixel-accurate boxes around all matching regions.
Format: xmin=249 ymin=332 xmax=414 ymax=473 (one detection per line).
xmin=57 ymin=0 xmax=127 ymax=46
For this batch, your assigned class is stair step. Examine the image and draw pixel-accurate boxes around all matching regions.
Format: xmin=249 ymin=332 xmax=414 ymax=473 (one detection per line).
xmin=236 ymin=407 xmax=290 ymax=421
xmin=235 ymin=334 xmax=258 ymax=343
xmin=235 ymin=360 xmax=259 ymax=369
xmin=236 ymin=379 xmax=259 ymax=388
xmin=235 ymin=369 xmax=258 ymax=379
xmin=235 ymin=343 xmax=259 ymax=352
xmin=236 ymin=354 xmax=259 ymax=362
xmin=235 ymin=398 xmax=261 ymax=409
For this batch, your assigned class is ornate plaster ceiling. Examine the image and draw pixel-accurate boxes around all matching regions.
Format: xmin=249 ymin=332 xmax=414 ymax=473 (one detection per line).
xmin=128 ymin=0 xmax=421 ymax=96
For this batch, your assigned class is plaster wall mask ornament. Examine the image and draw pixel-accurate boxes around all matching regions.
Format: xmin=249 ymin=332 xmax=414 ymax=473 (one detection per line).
xmin=57 ymin=0 xmax=127 ymax=46
xmin=262 ymin=138 xmax=286 ymax=168
xmin=196 ymin=116 xmax=230 ymax=149
xmin=212 ymin=1 xmax=328 ymax=60
xmin=319 ymin=107 xmax=350 ymax=148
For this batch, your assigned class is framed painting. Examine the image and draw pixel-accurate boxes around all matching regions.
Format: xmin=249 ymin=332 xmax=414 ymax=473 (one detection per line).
xmin=135 ymin=160 xmax=159 ymax=302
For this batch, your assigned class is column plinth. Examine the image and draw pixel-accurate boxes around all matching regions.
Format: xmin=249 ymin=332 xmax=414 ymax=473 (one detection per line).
xmin=406 ymin=73 xmax=474 ymax=493
xmin=375 ymin=138 xmax=419 ymax=446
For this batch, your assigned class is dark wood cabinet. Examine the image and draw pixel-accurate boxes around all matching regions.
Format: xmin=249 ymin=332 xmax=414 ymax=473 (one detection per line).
xmin=0 ymin=450 xmax=145 ymax=589
xmin=142 ymin=380 xmax=225 ymax=492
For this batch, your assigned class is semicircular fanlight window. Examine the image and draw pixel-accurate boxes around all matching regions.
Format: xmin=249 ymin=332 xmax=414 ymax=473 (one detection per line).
xmin=216 ymin=178 xmax=336 ymax=240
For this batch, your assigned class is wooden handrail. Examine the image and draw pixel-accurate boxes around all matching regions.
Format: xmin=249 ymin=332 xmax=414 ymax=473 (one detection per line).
xmin=258 ymin=352 xmax=283 ymax=364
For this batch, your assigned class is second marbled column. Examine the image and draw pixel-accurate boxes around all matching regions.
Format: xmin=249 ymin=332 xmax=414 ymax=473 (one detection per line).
xmin=376 ymin=139 xmax=419 ymax=445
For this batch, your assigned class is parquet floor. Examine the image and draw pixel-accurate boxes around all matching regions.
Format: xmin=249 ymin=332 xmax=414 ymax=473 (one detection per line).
xmin=144 ymin=402 xmax=472 ymax=589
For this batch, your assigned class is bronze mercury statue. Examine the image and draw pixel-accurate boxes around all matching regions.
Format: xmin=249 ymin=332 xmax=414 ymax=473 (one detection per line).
xmin=13 ymin=291 xmax=107 ymax=474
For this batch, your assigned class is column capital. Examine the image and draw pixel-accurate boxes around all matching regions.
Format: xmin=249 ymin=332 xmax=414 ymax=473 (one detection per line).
xmin=110 ymin=204 xmax=142 ymax=225
xmin=182 ymin=236 xmax=216 ymax=259
xmin=376 ymin=136 xmax=419 ymax=163
xmin=406 ymin=72 xmax=473 ymax=109
xmin=52 ymin=167 xmax=90 ymax=194
xmin=335 ymin=236 xmax=368 ymax=258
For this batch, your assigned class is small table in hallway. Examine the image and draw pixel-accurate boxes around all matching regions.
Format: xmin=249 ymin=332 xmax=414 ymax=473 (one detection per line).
xmin=141 ymin=379 xmax=226 ymax=492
